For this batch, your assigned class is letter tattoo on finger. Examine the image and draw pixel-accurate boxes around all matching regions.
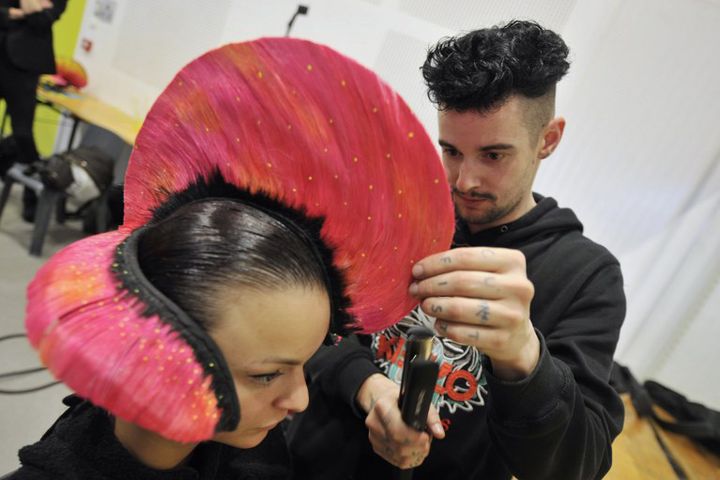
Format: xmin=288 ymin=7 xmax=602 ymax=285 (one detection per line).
xmin=476 ymin=301 xmax=490 ymax=322
xmin=440 ymin=256 xmax=452 ymax=264
xmin=431 ymin=304 xmax=443 ymax=314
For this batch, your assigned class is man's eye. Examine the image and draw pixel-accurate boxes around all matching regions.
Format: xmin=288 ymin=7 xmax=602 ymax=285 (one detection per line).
xmin=485 ymin=152 xmax=503 ymax=161
xmin=250 ymin=371 xmax=282 ymax=385
xmin=442 ymin=148 xmax=461 ymax=158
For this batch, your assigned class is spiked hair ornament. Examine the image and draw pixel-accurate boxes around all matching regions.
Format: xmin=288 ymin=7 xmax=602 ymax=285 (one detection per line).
xmin=25 ymin=38 xmax=455 ymax=442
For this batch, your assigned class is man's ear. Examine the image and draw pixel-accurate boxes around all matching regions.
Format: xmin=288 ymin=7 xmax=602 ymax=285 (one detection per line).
xmin=538 ymin=117 xmax=565 ymax=159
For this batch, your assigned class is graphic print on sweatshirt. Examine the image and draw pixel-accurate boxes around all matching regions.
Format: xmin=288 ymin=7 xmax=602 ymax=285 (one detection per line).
xmin=371 ymin=307 xmax=488 ymax=416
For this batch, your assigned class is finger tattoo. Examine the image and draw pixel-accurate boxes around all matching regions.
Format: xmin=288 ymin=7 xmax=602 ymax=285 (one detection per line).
xmin=437 ymin=321 xmax=448 ymax=333
xmin=431 ymin=304 xmax=443 ymax=314
xmin=440 ymin=256 xmax=452 ymax=264
xmin=476 ymin=301 xmax=490 ymax=322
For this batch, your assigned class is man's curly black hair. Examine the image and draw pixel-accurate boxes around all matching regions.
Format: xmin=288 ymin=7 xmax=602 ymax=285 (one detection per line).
xmin=422 ymin=20 xmax=570 ymax=114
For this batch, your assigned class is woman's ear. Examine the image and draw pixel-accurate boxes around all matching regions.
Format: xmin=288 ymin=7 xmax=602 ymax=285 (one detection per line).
xmin=538 ymin=117 xmax=566 ymax=159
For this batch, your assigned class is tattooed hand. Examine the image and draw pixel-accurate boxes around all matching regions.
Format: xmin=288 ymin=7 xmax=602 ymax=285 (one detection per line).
xmin=357 ymin=373 xmax=444 ymax=469
xmin=410 ymin=247 xmax=540 ymax=381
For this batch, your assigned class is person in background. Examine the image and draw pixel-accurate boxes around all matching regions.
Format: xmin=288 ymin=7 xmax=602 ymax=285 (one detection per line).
xmin=0 ymin=0 xmax=67 ymax=217
xmin=288 ymin=19 xmax=626 ymax=480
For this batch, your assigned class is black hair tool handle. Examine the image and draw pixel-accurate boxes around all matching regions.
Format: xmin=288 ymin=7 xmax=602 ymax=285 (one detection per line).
xmin=396 ymin=330 xmax=440 ymax=480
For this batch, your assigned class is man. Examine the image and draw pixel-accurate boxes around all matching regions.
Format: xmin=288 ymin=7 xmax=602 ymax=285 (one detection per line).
xmin=287 ymin=20 xmax=625 ymax=480
xmin=0 ymin=0 xmax=67 ymax=216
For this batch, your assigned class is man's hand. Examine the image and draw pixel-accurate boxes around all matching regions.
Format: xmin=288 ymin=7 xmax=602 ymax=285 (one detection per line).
xmin=357 ymin=373 xmax=445 ymax=469
xmin=8 ymin=7 xmax=25 ymax=19
xmin=20 ymin=0 xmax=52 ymax=14
xmin=410 ymin=247 xmax=540 ymax=381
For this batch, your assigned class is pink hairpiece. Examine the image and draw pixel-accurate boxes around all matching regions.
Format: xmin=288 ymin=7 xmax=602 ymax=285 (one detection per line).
xmin=26 ymin=38 xmax=455 ymax=442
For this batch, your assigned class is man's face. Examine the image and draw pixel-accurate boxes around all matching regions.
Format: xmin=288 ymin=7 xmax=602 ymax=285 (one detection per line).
xmin=438 ymin=96 xmax=545 ymax=233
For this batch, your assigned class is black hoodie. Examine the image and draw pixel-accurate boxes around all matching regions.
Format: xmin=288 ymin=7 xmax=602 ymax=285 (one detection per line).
xmin=8 ymin=395 xmax=292 ymax=480
xmin=287 ymin=194 xmax=626 ymax=480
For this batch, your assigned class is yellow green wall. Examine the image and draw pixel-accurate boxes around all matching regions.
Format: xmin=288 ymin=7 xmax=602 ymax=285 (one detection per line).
xmin=1 ymin=0 xmax=87 ymax=155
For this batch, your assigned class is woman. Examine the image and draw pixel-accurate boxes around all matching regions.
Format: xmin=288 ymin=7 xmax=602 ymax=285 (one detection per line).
xmin=16 ymin=198 xmax=332 ymax=478
xmin=7 ymin=38 xmax=455 ymax=479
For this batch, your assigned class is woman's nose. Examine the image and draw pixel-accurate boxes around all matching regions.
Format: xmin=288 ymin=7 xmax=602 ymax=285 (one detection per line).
xmin=276 ymin=369 xmax=309 ymax=414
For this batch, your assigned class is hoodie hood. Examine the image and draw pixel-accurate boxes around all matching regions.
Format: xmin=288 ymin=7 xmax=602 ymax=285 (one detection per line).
xmin=453 ymin=193 xmax=583 ymax=248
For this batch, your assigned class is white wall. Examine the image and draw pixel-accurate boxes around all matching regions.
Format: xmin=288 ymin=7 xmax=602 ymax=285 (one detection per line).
xmin=72 ymin=0 xmax=720 ymax=408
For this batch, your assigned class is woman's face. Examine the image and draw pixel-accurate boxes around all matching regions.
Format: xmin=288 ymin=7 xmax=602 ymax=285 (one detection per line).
xmin=209 ymin=284 xmax=330 ymax=448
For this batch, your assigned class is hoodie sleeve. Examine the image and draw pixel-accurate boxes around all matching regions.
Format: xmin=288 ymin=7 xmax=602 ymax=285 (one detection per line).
xmin=485 ymin=261 xmax=625 ymax=480
xmin=305 ymin=335 xmax=383 ymax=418
xmin=22 ymin=0 xmax=66 ymax=31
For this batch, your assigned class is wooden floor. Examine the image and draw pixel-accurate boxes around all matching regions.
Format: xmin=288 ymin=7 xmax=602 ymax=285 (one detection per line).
xmin=605 ymin=395 xmax=720 ymax=479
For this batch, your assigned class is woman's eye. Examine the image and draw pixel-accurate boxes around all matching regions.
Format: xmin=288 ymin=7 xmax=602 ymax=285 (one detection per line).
xmin=250 ymin=371 xmax=282 ymax=385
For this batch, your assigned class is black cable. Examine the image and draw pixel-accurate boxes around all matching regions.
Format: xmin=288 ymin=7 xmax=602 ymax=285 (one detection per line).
xmin=0 ymin=366 xmax=46 ymax=379
xmin=0 ymin=332 xmax=61 ymax=395
xmin=0 ymin=381 xmax=61 ymax=395
xmin=0 ymin=333 xmax=28 ymax=342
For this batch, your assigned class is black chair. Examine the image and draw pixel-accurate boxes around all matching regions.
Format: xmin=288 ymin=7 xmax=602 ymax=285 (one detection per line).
xmin=0 ymin=163 xmax=66 ymax=256
xmin=0 ymin=124 xmax=131 ymax=256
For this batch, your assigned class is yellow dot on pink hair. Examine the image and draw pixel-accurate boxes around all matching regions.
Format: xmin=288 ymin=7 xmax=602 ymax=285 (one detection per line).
xmin=287 ymin=124 xmax=292 ymax=130
xmin=307 ymin=64 xmax=313 ymax=71
xmin=267 ymin=163 xmax=272 ymax=168
xmin=188 ymin=379 xmax=194 ymax=385
xmin=235 ymin=137 xmax=240 ymax=142
xmin=398 ymin=189 xmax=403 ymax=195
xmin=333 ymin=174 xmax=339 ymax=179
xmin=315 ymin=202 xmax=320 ymax=207
xmin=256 ymin=119 xmax=262 ymax=125
xmin=343 ymin=201 xmax=348 ymax=206
xmin=386 ymin=153 xmax=391 ymax=158
xmin=397 ymin=213 xmax=403 ymax=218
xmin=434 ymin=178 xmax=440 ymax=184
xmin=257 ymin=71 xmax=264 ymax=79
xmin=205 ymin=127 xmax=209 ymax=132
xmin=324 ymin=147 xmax=329 ymax=153
xmin=408 ymin=131 xmax=415 ymax=138
xmin=391 ymin=278 xmax=396 ymax=283
xmin=329 ymin=118 xmax=334 ymax=125
xmin=143 ymin=356 xmax=149 ymax=362
xmin=367 ymin=216 xmax=372 ymax=221
xmin=236 ymin=96 xmax=240 ymax=101
xmin=308 ymin=176 xmax=313 ymax=181
xmin=369 ymin=184 xmax=374 ymax=190
xmin=372 ymin=107 xmax=378 ymax=113
xmin=178 ymin=81 xmax=183 ymax=86
xmin=340 ymin=79 xmax=347 ymax=87
xmin=353 ymin=156 xmax=359 ymax=163
xmin=410 ymin=259 xmax=415 ymax=264
xmin=393 ymin=246 xmax=398 ymax=251
xmin=292 ymin=187 xmax=297 ymax=193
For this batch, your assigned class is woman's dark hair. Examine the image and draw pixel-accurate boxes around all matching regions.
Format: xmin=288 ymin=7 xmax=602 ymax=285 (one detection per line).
xmin=137 ymin=198 xmax=328 ymax=331
xmin=422 ymin=20 xmax=570 ymax=113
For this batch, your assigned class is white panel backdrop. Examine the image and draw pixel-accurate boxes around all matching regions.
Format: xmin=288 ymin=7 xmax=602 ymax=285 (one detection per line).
xmin=69 ymin=0 xmax=720 ymax=408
